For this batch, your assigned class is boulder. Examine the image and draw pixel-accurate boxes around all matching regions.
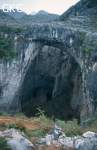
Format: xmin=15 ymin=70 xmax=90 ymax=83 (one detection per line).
xmin=36 ymin=138 xmax=46 ymax=146
xmin=74 ymin=132 xmax=97 ymax=150
xmin=58 ymin=137 xmax=74 ymax=148
xmin=82 ymin=131 xmax=95 ymax=138
xmin=51 ymin=125 xmax=66 ymax=140
xmin=0 ymin=128 xmax=35 ymax=150
xmin=45 ymin=134 xmax=52 ymax=146
xmin=36 ymin=125 xmax=97 ymax=150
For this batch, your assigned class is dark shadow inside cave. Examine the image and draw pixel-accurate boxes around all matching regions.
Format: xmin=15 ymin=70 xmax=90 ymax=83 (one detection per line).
xmin=19 ymin=45 xmax=82 ymax=121
xmin=47 ymin=93 xmax=52 ymax=101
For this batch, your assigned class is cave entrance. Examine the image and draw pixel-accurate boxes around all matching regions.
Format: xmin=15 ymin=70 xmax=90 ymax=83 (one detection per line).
xmin=47 ymin=93 xmax=52 ymax=101
xmin=20 ymin=75 xmax=55 ymax=117
xmin=20 ymin=45 xmax=82 ymax=121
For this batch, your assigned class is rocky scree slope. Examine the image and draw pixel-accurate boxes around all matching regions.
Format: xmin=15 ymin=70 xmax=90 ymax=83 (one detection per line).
xmin=0 ymin=0 xmax=97 ymax=124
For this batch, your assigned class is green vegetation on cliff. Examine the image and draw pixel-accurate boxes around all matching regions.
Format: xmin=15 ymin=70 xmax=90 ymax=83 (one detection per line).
xmin=0 ymin=37 xmax=18 ymax=60
xmin=0 ymin=25 xmax=12 ymax=33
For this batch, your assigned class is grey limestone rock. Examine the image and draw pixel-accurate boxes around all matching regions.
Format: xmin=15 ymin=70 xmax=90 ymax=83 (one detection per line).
xmin=82 ymin=131 xmax=95 ymax=138
xmin=36 ymin=138 xmax=46 ymax=146
xmin=0 ymin=129 xmax=35 ymax=150
xmin=36 ymin=126 xmax=97 ymax=150
xmin=82 ymin=119 xmax=91 ymax=127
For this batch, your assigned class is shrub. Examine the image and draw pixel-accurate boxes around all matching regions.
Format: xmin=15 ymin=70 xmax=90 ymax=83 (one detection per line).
xmin=0 ymin=37 xmax=18 ymax=60
xmin=62 ymin=119 xmax=86 ymax=137
xmin=79 ymin=31 xmax=86 ymax=41
xmin=53 ymin=26 xmax=57 ymax=30
xmin=25 ymin=129 xmax=34 ymax=137
xmin=0 ymin=137 xmax=11 ymax=150
xmin=17 ymin=37 xmax=29 ymax=42
xmin=8 ymin=121 xmax=26 ymax=132
xmin=15 ymin=121 xmax=26 ymax=131
xmin=41 ymin=125 xmax=53 ymax=134
xmin=43 ymin=25 xmax=49 ymax=32
xmin=8 ymin=38 xmax=14 ymax=43
xmin=85 ymin=46 xmax=93 ymax=55
xmin=0 ymin=25 xmax=12 ymax=33
xmin=14 ymin=27 xmax=23 ymax=33
xmin=0 ymin=122 xmax=7 ymax=128
xmin=0 ymin=110 xmax=5 ymax=116
xmin=35 ymin=107 xmax=54 ymax=126
xmin=86 ymin=117 xmax=97 ymax=132
xmin=33 ymin=127 xmax=45 ymax=137
xmin=9 ymin=50 xmax=18 ymax=57
xmin=89 ymin=117 xmax=97 ymax=124
xmin=0 ymin=110 xmax=10 ymax=117
xmin=55 ymin=119 xmax=65 ymax=127
xmin=80 ymin=46 xmax=93 ymax=55
xmin=13 ymin=112 xmax=27 ymax=119
xmin=36 ymin=107 xmax=45 ymax=117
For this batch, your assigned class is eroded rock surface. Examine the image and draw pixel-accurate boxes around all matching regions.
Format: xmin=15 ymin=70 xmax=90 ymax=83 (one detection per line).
xmin=0 ymin=128 xmax=35 ymax=150
xmin=36 ymin=125 xmax=97 ymax=150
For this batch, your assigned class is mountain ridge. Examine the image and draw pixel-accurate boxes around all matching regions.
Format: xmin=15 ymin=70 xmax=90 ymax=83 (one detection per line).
xmin=35 ymin=10 xmax=49 ymax=15
xmin=0 ymin=9 xmax=26 ymax=18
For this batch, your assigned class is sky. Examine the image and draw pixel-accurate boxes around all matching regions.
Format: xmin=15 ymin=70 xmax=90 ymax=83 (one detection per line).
xmin=0 ymin=0 xmax=80 ymax=15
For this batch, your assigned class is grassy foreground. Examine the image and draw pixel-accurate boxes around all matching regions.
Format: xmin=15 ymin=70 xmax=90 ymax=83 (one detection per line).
xmin=0 ymin=109 xmax=97 ymax=150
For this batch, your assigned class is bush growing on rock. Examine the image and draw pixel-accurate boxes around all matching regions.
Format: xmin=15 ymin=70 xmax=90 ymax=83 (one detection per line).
xmin=0 ymin=24 xmax=12 ymax=33
xmin=13 ymin=26 xmax=23 ymax=33
xmin=0 ymin=137 xmax=11 ymax=150
xmin=55 ymin=119 xmax=65 ymax=127
xmin=0 ymin=37 xmax=18 ymax=60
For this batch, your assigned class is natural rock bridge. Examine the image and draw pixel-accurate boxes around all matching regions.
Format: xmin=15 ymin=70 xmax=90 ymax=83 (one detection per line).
xmin=0 ymin=24 xmax=97 ymax=123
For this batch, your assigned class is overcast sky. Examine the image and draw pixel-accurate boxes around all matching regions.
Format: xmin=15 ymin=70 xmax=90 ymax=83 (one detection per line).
xmin=0 ymin=0 xmax=80 ymax=15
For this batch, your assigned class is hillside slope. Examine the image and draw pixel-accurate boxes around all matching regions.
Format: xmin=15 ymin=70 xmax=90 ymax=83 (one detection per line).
xmin=0 ymin=10 xmax=15 ymax=23
xmin=60 ymin=0 xmax=97 ymax=20
xmin=3 ymin=9 xmax=26 ymax=18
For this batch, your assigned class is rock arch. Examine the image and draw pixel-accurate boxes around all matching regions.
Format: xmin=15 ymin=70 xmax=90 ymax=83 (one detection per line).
xmin=0 ymin=25 xmax=96 ymax=123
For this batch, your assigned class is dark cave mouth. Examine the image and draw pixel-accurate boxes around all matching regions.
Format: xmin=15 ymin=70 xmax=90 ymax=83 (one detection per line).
xmin=21 ymin=87 xmax=81 ymax=121
xmin=20 ymin=45 xmax=82 ymax=121
xmin=21 ymin=86 xmax=54 ymax=117
xmin=21 ymin=70 xmax=82 ymax=121
xmin=21 ymin=76 xmax=55 ymax=117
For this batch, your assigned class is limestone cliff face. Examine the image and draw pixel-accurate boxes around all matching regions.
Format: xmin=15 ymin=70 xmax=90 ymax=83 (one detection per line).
xmin=0 ymin=0 xmax=97 ymax=123
xmin=60 ymin=0 xmax=97 ymax=20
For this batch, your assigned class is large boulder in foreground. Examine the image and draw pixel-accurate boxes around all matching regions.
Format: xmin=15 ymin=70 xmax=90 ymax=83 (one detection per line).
xmin=0 ymin=128 xmax=35 ymax=150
